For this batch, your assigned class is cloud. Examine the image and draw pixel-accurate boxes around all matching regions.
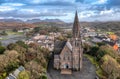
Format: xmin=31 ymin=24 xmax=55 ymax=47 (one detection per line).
xmin=92 ymin=0 xmax=108 ymax=4
xmin=75 ymin=0 xmax=107 ymax=4
xmin=82 ymin=8 xmax=120 ymax=21
xmin=1 ymin=0 xmax=76 ymax=5
xmin=1 ymin=3 xmax=25 ymax=7
xmin=0 ymin=0 xmax=120 ymax=22
xmin=0 ymin=6 xmax=15 ymax=12
xmin=40 ymin=1 xmax=75 ymax=6
xmin=107 ymin=0 xmax=120 ymax=6
xmin=0 ymin=8 xmax=66 ymax=19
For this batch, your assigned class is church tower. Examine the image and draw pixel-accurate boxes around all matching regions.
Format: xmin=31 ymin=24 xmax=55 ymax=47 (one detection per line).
xmin=72 ymin=11 xmax=82 ymax=71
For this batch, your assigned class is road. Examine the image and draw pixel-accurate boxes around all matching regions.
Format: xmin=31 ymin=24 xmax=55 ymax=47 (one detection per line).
xmin=47 ymin=56 xmax=97 ymax=79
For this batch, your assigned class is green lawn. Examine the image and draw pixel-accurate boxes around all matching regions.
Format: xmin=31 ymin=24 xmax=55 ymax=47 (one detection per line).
xmin=6 ymin=31 xmax=24 ymax=35
xmin=0 ymin=30 xmax=24 ymax=41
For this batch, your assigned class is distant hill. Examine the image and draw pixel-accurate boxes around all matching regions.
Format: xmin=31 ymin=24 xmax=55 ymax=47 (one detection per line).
xmin=33 ymin=21 xmax=72 ymax=28
xmin=0 ymin=19 xmax=24 ymax=23
xmin=26 ymin=19 xmax=42 ymax=23
xmin=80 ymin=22 xmax=120 ymax=31
xmin=0 ymin=19 xmax=65 ymax=30
xmin=0 ymin=18 xmax=64 ymax=23
xmin=0 ymin=22 xmax=36 ymax=30
xmin=0 ymin=20 xmax=120 ymax=36
xmin=26 ymin=19 xmax=64 ymax=23
xmin=80 ymin=22 xmax=120 ymax=36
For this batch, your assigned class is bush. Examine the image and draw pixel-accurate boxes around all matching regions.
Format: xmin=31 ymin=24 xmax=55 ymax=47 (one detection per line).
xmin=7 ymin=43 xmax=17 ymax=50
xmin=96 ymin=42 xmax=106 ymax=46
xmin=0 ymin=46 xmax=5 ymax=54
xmin=101 ymin=55 xmax=120 ymax=79
xmin=41 ymin=75 xmax=47 ymax=79
xmin=5 ymin=62 xmax=19 ymax=73
xmin=34 ymin=27 xmax=41 ymax=33
xmin=96 ymin=45 xmax=119 ymax=61
xmin=0 ymin=31 xmax=8 ymax=36
xmin=18 ymin=71 xmax=29 ymax=79
xmin=16 ymin=41 xmax=28 ymax=49
xmin=88 ymin=46 xmax=99 ymax=56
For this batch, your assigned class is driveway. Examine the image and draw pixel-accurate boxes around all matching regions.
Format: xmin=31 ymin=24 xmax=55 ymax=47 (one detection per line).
xmin=47 ymin=56 xmax=97 ymax=79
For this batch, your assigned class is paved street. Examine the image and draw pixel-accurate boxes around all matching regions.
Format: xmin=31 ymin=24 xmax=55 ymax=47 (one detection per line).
xmin=47 ymin=56 xmax=97 ymax=79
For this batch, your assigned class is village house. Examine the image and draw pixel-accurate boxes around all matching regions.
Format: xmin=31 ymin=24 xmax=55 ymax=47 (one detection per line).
xmin=25 ymin=34 xmax=55 ymax=51
xmin=54 ymin=11 xmax=83 ymax=74
xmin=82 ymin=27 xmax=97 ymax=37
xmin=6 ymin=66 xmax=25 ymax=79
xmin=91 ymin=35 xmax=119 ymax=51
xmin=116 ymin=39 xmax=120 ymax=47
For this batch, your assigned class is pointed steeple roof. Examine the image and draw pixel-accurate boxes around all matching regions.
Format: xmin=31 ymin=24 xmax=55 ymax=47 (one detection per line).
xmin=73 ymin=11 xmax=80 ymax=38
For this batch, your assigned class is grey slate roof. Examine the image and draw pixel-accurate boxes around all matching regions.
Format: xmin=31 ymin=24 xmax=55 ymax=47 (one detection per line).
xmin=18 ymin=66 xmax=25 ymax=71
xmin=54 ymin=40 xmax=67 ymax=54
xmin=103 ymin=40 xmax=116 ymax=46
xmin=6 ymin=75 xmax=16 ymax=79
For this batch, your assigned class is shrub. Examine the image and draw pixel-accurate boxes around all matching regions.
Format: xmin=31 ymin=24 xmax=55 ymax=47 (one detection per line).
xmin=0 ymin=46 xmax=5 ymax=54
xmin=18 ymin=71 xmax=29 ymax=79
xmin=41 ymin=75 xmax=47 ymax=79
xmin=101 ymin=55 xmax=120 ymax=79
xmin=16 ymin=41 xmax=28 ymax=49
xmin=5 ymin=62 xmax=19 ymax=73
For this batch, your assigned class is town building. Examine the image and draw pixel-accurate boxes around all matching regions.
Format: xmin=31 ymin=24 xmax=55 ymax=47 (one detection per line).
xmin=53 ymin=11 xmax=83 ymax=74
xmin=6 ymin=66 xmax=25 ymax=79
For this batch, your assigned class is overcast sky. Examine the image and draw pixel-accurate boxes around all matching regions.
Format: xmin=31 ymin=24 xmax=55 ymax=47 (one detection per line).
xmin=0 ymin=0 xmax=120 ymax=22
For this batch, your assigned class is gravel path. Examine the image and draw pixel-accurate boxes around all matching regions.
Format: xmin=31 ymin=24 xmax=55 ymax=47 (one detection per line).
xmin=47 ymin=56 xmax=97 ymax=79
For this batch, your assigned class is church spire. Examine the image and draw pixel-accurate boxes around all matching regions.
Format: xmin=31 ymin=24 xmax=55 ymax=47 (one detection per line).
xmin=73 ymin=11 xmax=80 ymax=38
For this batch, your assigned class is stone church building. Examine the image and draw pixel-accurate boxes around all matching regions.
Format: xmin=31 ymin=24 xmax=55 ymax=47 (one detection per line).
xmin=54 ymin=11 xmax=83 ymax=74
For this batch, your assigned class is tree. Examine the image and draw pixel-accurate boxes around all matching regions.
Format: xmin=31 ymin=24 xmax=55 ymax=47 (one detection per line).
xmin=96 ymin=42 xmax=106 ymax=47
xmin=0 ymin=55 xmax=6 ymax=73
xmin=39 ymin=30 xmax=48 ymax=35
xmin=66 ymin=31 xmax=72 ymax=38
xmin=5 ymin=62 xmax=19 ymax=73
xmin=0 ymin=50 xmax=20 ymax=74
xmin=34 ymin=27 xmax=41 ymax=33
xmin=41 ymin=75 xmax=47 ymax=79
xmin=0 ymin=46 xmax=5 ymax=54
xmin=25 ymin=61 xmax=45 ymax=79
xmin=88 ymin=46 xmax=99 ymax=57
xmin=16 ymin=41 xmax=28 ymax=49
xmin=18 ymin=71 xmax=29 ymax=79
xmin=0 ymin=31 xmax=7 ymax=36
xmin=12 ymin=28 xmax=18 ymax=32
xmin=101 ymin=55 xmax=120 ymax=79
xmin=7 ymin=43 xmax=18 ymax=50
xmin=96 ymin=45 xmax=119 ymax=61
xmin=83 ymin=43 xmax=91 ymax=53
xmin=56 ymin=35 xmax=67 ymax=41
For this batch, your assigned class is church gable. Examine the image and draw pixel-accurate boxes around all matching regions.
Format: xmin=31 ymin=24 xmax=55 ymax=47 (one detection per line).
xmin=59 ymin=41 xmax=73 ymax=69
xmin=60 ymin=41 xmax=72 ymax=58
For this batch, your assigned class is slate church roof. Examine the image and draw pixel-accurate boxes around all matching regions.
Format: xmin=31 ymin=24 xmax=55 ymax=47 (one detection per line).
xmin=54 ymin=40 xmax=72 ymax=54
xmin=73 ymin=11 xmax=80 ymax=38
xmin=54 ymin=40 xmax=67 ymax=54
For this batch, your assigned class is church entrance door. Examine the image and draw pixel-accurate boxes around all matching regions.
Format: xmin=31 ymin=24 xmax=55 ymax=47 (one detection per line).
xmin=64 ymin=64 xmax=69 ymax=69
